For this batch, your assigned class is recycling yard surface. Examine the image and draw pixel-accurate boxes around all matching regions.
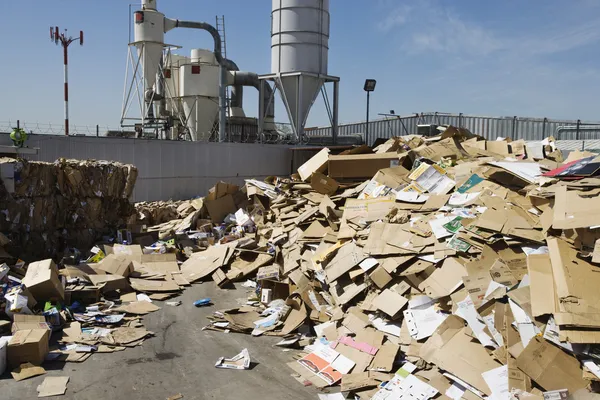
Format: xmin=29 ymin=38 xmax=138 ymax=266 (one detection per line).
xmin=1 ymin=282 xmax=316 ymax=400
xmin=3 ymin=128 xmax=600 ymax=400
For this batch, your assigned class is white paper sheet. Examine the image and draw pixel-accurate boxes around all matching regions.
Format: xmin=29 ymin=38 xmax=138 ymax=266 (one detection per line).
xmin=429 ymin=215 xmax=457 ymax=240
xmin=371 ymin=317 xmax=402 ymax=337
xmin=481 ymin=365 xmax=509 ymax=400
xmin=331 ymin=353 xmax=355 ymax=374
xmin=449 ymin=192 xmax=480 ymax=206
xmin=318 ymin=394 xmax=346 ymax=400
xmin=482 ymin=312 xmax=504 ymax=347
xmin=396 ymin=190 xmax=429 ymax=203
xmin=518 ymin=274 xmax=530 ymax=288
xmin=455 ymin=296 xmax=498 ymax=348
xmin=359 ymin=257 xmax=379 ymax=272
xmin=521 ymin=245 xmax=549 ymax=255
xmin=314 ymin=321 xmax=336 ymax=338
xmin=373 ymin=373 xmax=438 ymax=400
xmin=484 ymin=280 xmax=507 ymax=300
xmin=443 ymin=373 xmax=486 ymax=399
xmin=584 ymin=360 xmax=600 ymax=380
xmin=508 ymin=299 xmax=539 ymax=347
xmin=404 ymin=306 xmax=449 ymax=341
xmin=445 ymin=383 xmax=467 ymax=400
xmin=488 ymin=161 xmax=541 ymax=183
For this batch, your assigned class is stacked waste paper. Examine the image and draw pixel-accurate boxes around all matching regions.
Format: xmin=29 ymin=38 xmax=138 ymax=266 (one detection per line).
xmin=0 ymin=158 xmax=137 ymax=260
xmin=2 ymin=126 xmax=600 ymax=399
xmin=144 ymin=128 xmax=600 ymax=399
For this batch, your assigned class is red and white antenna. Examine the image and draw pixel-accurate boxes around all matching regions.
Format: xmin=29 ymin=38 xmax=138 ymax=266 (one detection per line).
xmin=49 ymin=26 xmax=84 ymax=136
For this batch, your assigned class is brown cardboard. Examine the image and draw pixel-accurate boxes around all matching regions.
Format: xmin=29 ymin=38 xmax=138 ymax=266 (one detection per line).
xmin=516 ymin=336 xmax=587 ymax=393
xmin=372 ymin=166 xmax=410 ymax=188
xmin=412 ymin=138 xmax=466 ymax=161
xmin=310 ymin=172 xmax=339 ymax=195
xmin=553 ymin=186 xmax=600 ymax=229
xmin=338 ymin=198 xmax=395 ymax=239
xmin=372 ymin=289 xmax=408 ymax=318
xmin=11 ymin=315 xmax=51 ymax=334
xmin=328 ymin=153 xmax=400 ymax=179
xmin=212 ymin=268 xmax=229 ymax=288
xmin=298 ymin=148 xmax=330 ymax=181
xmin=418 ymin=257 xmax=466 ymax=299
xmin=369 ymin=340 xmax=399 ymax=372
xmin=204 ymin=194 xmax=237 ymax=223
xmin=129 ymin=278 xmax=180 ymax=293
xmin=7 ymin=329 xmax=50 ymax=367
xmin=22 ymin=259 xmax=64 ymax=302
xmin=96 ymin=254 xmax=133 ymax=277
xmin=548 ymin=237 xmax=600 ymax=326
xmin=558 ymin=327 xmax=600 ymax=344
xmin=428 ymin=327 xmax=501 ymax=395
xmin=527 ymin=254 xmax=556 ymax=317
xmin=105 ymin=244 xmax=144 ymax=263
xmin=369 ymin=266 xmax=392 ymax=289
xmin=325 ymin=242 xmax=365 ymax=282
xmin=88 ymin=274 xmax=131 ymax=292
xmin=486 ymin=140 xmax=510 ymax=156
xmin=11 ymin=362 xmax=46 ymax=381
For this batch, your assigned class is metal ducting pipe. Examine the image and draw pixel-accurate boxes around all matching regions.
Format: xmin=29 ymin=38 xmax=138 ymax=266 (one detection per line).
xmin=230 ymin=71 xmax=275 ymax=119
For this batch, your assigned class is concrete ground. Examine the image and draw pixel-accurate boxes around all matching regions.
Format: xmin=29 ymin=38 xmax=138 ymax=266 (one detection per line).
xmin=1 ymin=283 xmax=318 ymax=400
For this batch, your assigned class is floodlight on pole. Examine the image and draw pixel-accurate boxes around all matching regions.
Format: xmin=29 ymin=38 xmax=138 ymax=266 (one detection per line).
xmin=50 ymin=26 xmax=84 ymax=136
xmin=363 ymin=79 xmax=377 ymax=145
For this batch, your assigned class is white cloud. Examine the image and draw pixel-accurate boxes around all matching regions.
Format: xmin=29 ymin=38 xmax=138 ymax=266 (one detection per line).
xmin=381 ymin=1 xmax=600 ymax=58
xmin=378 ymin=4 xmax=413 ymax=31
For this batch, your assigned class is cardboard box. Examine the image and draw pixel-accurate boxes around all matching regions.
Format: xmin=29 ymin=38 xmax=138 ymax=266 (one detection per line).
xmin=96 ymin=254 xmax=134 ymax=277
xmin=105 ymin=244 xmax=143 ymax=263
xmin=22 ymin=259 xmax=65 ymax=302
xmin=328 ymin=153 xmax=400 ymax=179
xmin=205 ymin=194 xmax=237 ymax=223
xmin=310 ymin=173 xmax=339 ymax=195
xmin=298 ymin=148 xmax=330 ymax=181
xmin=7 ymin=329 xmax=50 ymax=367
xmin=11 ymin=315 xmax=51 ymax=334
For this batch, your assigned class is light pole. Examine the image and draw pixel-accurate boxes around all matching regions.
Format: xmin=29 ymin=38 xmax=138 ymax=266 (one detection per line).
xmin=50 ymin=27 xmax=84 ymax=136
xmin=364 ymin=79 xmax=377 ymax=146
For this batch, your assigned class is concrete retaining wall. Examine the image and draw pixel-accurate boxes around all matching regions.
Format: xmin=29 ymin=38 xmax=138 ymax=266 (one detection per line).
xmin=0 ymin=134 xmax=293 ymax=202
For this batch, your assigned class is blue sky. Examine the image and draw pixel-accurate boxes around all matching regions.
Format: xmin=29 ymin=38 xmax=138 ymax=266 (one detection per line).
xmin=2 ymin=0 xmax=600 ymax=131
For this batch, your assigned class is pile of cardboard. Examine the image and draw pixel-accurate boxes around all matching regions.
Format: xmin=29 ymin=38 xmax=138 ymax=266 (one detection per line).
xmin=155 ymin=129 xmax=600 ymax=398
xmin=3 ymin=128 xmax=600 ymax=398
xmin=0 ymin=158 xmax=137 ymax=260
xmin=0 ymin=249 xmax=172 ymax=379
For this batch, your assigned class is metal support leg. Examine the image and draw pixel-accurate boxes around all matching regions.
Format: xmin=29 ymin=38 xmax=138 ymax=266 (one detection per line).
xmin=258 ymin=80 xmax=265 ymax=144
xmin=333 ymin=80 xmax=339 ymax=146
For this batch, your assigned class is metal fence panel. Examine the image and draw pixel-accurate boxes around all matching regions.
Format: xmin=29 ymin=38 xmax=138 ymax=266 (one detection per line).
xmin=307 ymin=113 xmax=600 ymax=145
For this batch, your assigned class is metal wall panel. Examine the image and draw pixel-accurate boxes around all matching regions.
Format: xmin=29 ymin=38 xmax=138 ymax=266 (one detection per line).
xmin=0 ymin=134 xmax=293 ymax=202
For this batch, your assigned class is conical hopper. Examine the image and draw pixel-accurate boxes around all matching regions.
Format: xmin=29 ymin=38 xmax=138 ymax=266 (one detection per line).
xmin=277 ymin=75 xmax=324 ymax=137
xmin=136 ymin=42 xmax=163 ymax=94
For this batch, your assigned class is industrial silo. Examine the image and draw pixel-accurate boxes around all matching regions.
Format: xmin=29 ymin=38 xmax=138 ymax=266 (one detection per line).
xmin=262 ymin=0 xmax=339 ymax=142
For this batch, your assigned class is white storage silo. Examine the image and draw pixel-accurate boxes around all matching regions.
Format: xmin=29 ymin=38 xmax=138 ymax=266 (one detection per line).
xmin=133 ymin=0 xmax=165 ymax=100
xmin=179 ymin=49 xmax=221 ymax=141
xmin=271 ymin=0 xmax=330 ymax=138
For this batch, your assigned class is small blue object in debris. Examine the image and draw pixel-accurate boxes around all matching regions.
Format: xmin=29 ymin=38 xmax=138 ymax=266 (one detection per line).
xmin=194 ymin=298 xmax=211 ymax=307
